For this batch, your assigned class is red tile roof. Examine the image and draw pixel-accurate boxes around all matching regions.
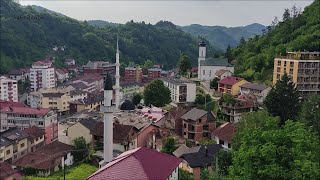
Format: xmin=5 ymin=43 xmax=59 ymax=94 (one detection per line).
xmin=212 ymin=122 xmax=237 ymax=142
xmin=0 ymin=161 xmax=21 ymax=179
xmin=0 ymin=100 xmax=27 ymax=108
xmin=13 ymin=141 xmax=74 ymax=170
xmin=87 ymin=147 xmax=181 ymax=180
xmin=24 ymin=126 xmax=45 ymax=140
xmin=56 ymin=68 xmax=69 ymax=74
xmin=0 ymin=107 xmax=50 ymax=115
xmin=218 ymin=76 xmax=243 ymax=86
xmin=215 ymin=69 xmax=228 ymax=76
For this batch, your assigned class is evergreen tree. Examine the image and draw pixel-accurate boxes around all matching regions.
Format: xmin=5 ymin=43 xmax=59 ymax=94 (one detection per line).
xmin=210 ymin=77 xmax=219 ymax=90
xmin=283 ymin=8 xmax=291 ymax=21
xmin=132 ymin=93 xmax=143 ymax=105
xmin=161 ymin=137 xmax=177 ymax=155
xmin=144 ymin=79 xmax=171 ymax=107
xmin=299 ymin=95 xmax=320 ymax=137
xmin=239 ymin=37 xmax=246 ymax=45
xmin=178 ymin=54 xmax=191 ymax=75
xmin=264 ymin=73 xmax=300 ymax=125
xmin=224 ymin=45 xmax=233 ymax=63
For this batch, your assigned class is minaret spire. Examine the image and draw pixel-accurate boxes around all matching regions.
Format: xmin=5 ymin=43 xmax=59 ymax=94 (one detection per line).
xmin=115 ymin=35 xmax=120 ymax=110
xmin=102 ymin=73 xmax=114 ymax=164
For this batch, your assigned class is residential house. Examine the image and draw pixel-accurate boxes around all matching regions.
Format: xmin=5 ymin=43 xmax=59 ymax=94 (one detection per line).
xmin=87 ymin=147 xmax=182 ymax=180
xmin=65 ymin=58 xmax=75 ymax=66
xmin=69 ymin=90 xmax=87 ymax=103
xmin=70 ymin=74 xmax=104 ymax=93
xmin=181 ymin=108 xmax=216 ymax=142
xmin=218 ymin=76 xmax=248 ymax=95
xmin=67 ymin=119 xmax=97 ymax=144
xmin=0 ymin=161 xmax=22 ymax=180
xmin=215 ymin=69 xmax=232 ymax=79
xmin=13 ymin=141 xmax=74 ymax=177
xmin=137 ymin=106 xmax=168 ymax=127
xmin=0 ymin=127 xmax=29 ymax=163
xmin=0 ymin=76 xmax=18 ymax=102
xmin=273 ymin=51 xmax=320 ymax=98
xmin=69 ymin=95 xmax=103 ymax=114
xmin=0 ymin=107 xmax=58 ymax=144
xmin=173 ymin=144 xmax=223 ymax=180
xmin=8 ymin=68 xmax=30 ymax=83
xmin=90 ymin=122 xmax=138 ymax=152
xmin=55 ymin=68 xmax=69 ymax=83
xmin=147 ymin=67 xmax=162 ymax=81
xmin=162 ymin=78 xmax=197 ymax=104
xmin=239 ymin=83 xmax=271 ymax=103
xmin=168 ymin=107 xmax=191 ymax=136
xmin=219 ymin=93 xmax=258 ymax=122
xmin=24 ymin=126 xmax=46 ymax=152
xmin=212 ymin=122 xmax=237 ymax=149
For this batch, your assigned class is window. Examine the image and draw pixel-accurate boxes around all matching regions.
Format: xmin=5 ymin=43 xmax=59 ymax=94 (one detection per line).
xmin=219 ymin=139 xmax=224 ymax=145
xmin=184 ymin=123 xmax=186 ymax=128
xmin=209 ymin=70 xmax=211 ymax=77
xmin=199 ymin=119 xmax=202 ymax=123
xmin=6 ymin=150 xmax=10 ymax=155
xmin=20 ymin=143 xmax=25 ymax=148
xmin=203 ymin=70 xmax=205 ymax=75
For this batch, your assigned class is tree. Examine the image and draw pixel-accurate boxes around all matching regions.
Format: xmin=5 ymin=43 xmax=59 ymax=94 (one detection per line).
xmin=283 ymin=8 xmax=291 ymax=21
xmin=72 ymin=137 xmax=88 ymax=162
xmin=224 ymin=45 xmax=233 ymax=63
xmin=143 ymin=59 xmax=154 ymax=69
xmin=144 ymin=79 xmax=171 ymax=107
xmin=198 ymin=138 xmax=216 ymax=145
xmin=178 ymin=54 xmax=191 ymax=75
xmin=229 ymin=111 xmax=320 ymax=179
xmin=222 ymin=94 xmax=236 ymax=105
xmin=132 ymin=93 xmax=143 ymax=105
xmin=215 ymin=150 xmax=232 ymax=176
xmin=178 ymin=168 xmax=193 ymax=180
xmin=161 ymin=137 xmax=177 ymax=155
xmin=299 ymin=95 xmax=320 ymax=137
xmin=264 ymin=73 xmax=300 ymax=125
xmin=210 ymin=77 xmax=219 ymax=90
xmin=239 ymin=37 xmax=246 ymax=45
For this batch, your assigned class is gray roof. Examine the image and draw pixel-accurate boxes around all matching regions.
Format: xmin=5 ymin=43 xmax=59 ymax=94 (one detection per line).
xmin=70 ymin=82 xmax=88 ymax=90
xmin=42 ymin=93 xmax=65 ymax=98
xmin=239 ymin=83 xmax=270 ymax=91
xmin=173 ymin=144 xmax=201 ymax=158
xmin=0 ymin=127 xmax=29 ymax=148
xmin=79 ymin=119 xmax=98 ymax=131
xmin=200 ymin=58 xmax=233 ymax=67
xmin=180 ymin=108 xmax=208 ymax=121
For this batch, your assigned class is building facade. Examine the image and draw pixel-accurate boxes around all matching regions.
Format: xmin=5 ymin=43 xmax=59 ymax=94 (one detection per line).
xmin=124 ymin=66 xmax=142 ymax=83
xmin=29 ymin=60 xmax=56 ymax=91
xmin=239 ymin=83 xmax=271 ymax=103
xmin=147 ymin=68 xmax=162 ymax=81
xmin=0 ymin=107 xmax=58 ymax=144
xmin=83 ymin=61 xmax=116 ymax=76
xmin=0 ymin=76 xmax=18 ymax=102
xmin=162 ymin=78 xmax=196 ymax=104
xmin=273 ymin=51 xmax=320 ymax=98
xmin=218 ymin=76 xmax=248 ymax=95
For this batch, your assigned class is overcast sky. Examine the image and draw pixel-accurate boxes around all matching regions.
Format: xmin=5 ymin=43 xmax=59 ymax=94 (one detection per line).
xmin=19 ymin=0 xmax=313 ymax=27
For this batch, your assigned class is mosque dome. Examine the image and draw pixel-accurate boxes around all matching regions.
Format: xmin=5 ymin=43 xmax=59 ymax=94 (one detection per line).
xmin=120 ymin=100 xmax=135 ymax=111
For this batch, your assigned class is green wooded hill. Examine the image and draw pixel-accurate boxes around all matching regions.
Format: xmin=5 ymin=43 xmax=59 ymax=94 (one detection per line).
xmin=1 ymin=0 xmax=220 ymax=73
xmin=180 ymin=23 xmax=266 ymax=51
xmin=232 ymin=0 xmax=320 ymax=84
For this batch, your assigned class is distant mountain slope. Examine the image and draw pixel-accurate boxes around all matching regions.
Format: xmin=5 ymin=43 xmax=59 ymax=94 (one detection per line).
xmin=180 ymin=23 xmax=265 ymax=51
xmin=232 ymin=0 xmax=320 ymax=83
xmin=31 ymin=5 xmax=65 ymax=17
xmin=1 ymin=0 xmax=220 ymax=73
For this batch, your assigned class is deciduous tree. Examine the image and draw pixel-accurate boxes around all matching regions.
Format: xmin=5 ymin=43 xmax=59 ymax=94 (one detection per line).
xmin=144 ymin=79 xmax=171 ymax=107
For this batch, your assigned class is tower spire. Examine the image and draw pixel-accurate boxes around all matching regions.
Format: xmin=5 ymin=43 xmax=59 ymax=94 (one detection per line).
xmin=115 ymin=35 xmax=120 ymax=109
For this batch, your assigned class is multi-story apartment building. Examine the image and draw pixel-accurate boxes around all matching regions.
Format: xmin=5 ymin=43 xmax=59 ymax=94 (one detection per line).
xmin=162 ymin=78 xmax=196 ymax=104
xmin=69 ymin=96 xmax=103 ymax=114
xmin=0 ymin=107 xmax=58 ymax=144
xmin=219 ymin=94 xmax=258 ymax=122
xmin=70 ymin=74 xmax=104 ymax=93
xmin=0 ymin=127 xmax=29 ymax=163
xmin=181 ymin=108 xmax=216 ymax=142
xmin=24 ymin=126 xmax=46 ymax=153
xmin=82 ymin=61 xmax=116 ymax=76
xmin=0 ymin=76 xmax=18 ymax=102
xmin=124 ymin=66 xmax=143 ymax=83
xmin=8 ymin=68 xmax=30 ymax=83
xmin=147 ymin=67 xmax=162 ymax=81
xmin=273 ymin=51 xmax=320 ymax=98
xmin=218 ymin=76 xmax=248 ymax=95
xmin=239 ymin=83 xmax=271 ymax=103
xmin=29 ymin=60 xmax=56 ymax=91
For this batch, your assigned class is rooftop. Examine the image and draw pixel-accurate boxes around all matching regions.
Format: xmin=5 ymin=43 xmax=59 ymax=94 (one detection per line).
xmin=87 ymin=147 xmax=182 ymax=180
xmin=240 ymin=82 xmax=270 ymax=91
xmin=13 ymin=141 xmax=74 ymax=170
xmin=42 ymin=92 xmax=65 ymax=98
xmin=0 ymin=100 xmax=26 ymax=108
xmin=180 ymin=108 xmax=215 ymax=122
xmin=161 ymin=77 xmax=194 ymax=85
xmin=218 ymin=76 xmax=244 ymax=86
xmin=0 ymin=106 xmax=50 ymax=116
xmin=24 ymin=126 xmax=45 ymax=140
xmin=212 ymin=122 xmax=237 ymax=143
xmin=0 ymin=161 xmax=20 ymax=179
xmin=215 ymin=69 xmax=230 ymax=77
xmin=200 ymin=58 xmax=233 ymax=67
xmin=0 ymin=127 xmax=29 ymax=148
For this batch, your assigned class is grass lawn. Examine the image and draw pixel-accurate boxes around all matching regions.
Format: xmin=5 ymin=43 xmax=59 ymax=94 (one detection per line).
xmin=22 ymin=164 xmax=98 ymax=180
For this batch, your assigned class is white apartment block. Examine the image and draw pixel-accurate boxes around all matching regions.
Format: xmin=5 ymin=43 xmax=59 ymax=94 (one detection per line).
xmin=0 ymin=76 xmax=18 ymax=102
xmin=30 ymin=60 xmax=56 ymax=91
xmin=162 ymin=78 xmax=196 ymax=104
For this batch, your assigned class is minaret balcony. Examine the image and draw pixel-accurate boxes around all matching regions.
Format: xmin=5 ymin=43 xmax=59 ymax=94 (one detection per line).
xmin=100 ymin=105 xmax=114 ymax=113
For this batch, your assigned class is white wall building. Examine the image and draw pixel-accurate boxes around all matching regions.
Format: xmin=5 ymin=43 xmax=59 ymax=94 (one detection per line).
xmin=197 ymin=41 xmax=234 ymax=81
xmin=0 ymin=76 xmax=18 ymax=102
xmin=239 ymin=83 xmax=271 ymax=103
xmin=30 ymin=60 xmax=56 ymax=91
xmin=162 ymin=78 xmax=196 ymax=104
